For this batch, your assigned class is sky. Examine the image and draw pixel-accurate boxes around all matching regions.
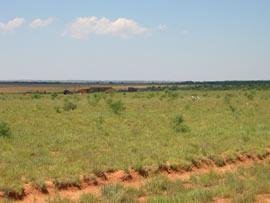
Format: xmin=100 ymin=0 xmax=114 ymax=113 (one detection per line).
xmin=0 ymin=0 xmax=270 ymax=81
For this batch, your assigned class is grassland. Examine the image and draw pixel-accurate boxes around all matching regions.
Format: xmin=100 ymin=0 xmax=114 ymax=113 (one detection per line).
xmin=0 ymin=89 xmax=270 ymax=202
xmin=0 ymin=83 xmax=164 ymax=93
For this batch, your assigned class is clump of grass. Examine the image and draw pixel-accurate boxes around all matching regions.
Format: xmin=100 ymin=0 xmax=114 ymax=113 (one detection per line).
xmin=171 ymin=114 xmax=190 ymax=133
xmin=106 ymin=99 xmax=126 ymax=114
xmin=190 ymin=170 xmax=221 ymax=187
xmin=229 ymin=105 xmax=236 ymax=112
xmin=48 ymin=195 xmax=76 ymax=203
xmin=147 ymin=93 xmax=155 ymax=99
xmin=0 ymin=121 xmax=11 ymax=137
xmin=31 ymin=93 xmax=41 ymax=99
xmin=108 ymin=89 xmax=117 ymax=97
xmin=224 ymin=94 xmax=232 ymax=104
xmin=51 ymin=92 xmax=58 ymax=100
xmin=146 ymin=175 xmax=170 ymax=195
xmin=167 ymin=90 xmax=178 ymax=101
xmin=96 ymin=116 xmax=104 ymax=124
xmin=101 ymin=184 xmax=139 ymax=203
xmin=63 ymin=101 xmax=77 ymax=111
xmin=79 ymin=193 xmax=99 ymax=203
xmin=88 ymin=94 xmax=102 ymax=106
xmin=54 ymin=106 xmax=61 ymax=113
xmin=244 ymin=90 xmax=256 ymax=101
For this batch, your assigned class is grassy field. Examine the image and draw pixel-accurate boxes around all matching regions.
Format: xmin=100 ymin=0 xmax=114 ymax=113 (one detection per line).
xmin=39 ymin=162 xmax=270 ymax=203
xmin=0 ymin=89 xmax=270 ymax=202
xmin=0 ymin=84 xmax=165 ymax=93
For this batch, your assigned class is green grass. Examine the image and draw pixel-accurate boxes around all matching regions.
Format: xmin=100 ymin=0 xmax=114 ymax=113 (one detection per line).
xmin=27 ymin=163 xmax=270 ymax=202
xmin=146 ymin=163 xmax=270 ymax=203
xmin=0 ymin=90 xmax=270 ymax=195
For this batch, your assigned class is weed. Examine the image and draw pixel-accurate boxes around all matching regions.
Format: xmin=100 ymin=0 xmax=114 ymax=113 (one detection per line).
xmin=48 ymin=196 xmax=76 ymax=203
xmin=54 ymin=106 xmax=61 ymax=113
xmin=63 ymin=101 xmax=77 ymax=111
xmin=51 ymin=92 xmax=58 ymax=100
xmin=229 ymin=105 xmax=236 ymax=112
xmin=171 ymin=114 xmax=190 ymax=133
xmin=31 ymin=93 xmax=41 ymax=99
xmin=101 ymin=184 xmax=138 ymax=203
xmin=0 ymin=122 xmax=11 ymax=137
xmin=146 ymin=175 xmax=170 ymax=195
xmin=107 ymin=99 xmax=125 ymax=114
xmin=79 ymin=193 xmax=99 ymax=203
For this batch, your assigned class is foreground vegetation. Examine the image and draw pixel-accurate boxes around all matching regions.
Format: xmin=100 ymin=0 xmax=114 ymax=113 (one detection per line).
xmin=6 ymin=162 xmax=269 ymax=203
xmin=0 ymin=89 xmax=270 ymax=200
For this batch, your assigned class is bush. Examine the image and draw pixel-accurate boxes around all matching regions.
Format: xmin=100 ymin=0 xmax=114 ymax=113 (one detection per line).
xmin=63 ymin=101 xmax=77 ymax=111
xmin=31 ymin=93 xmax=41 ymax=99
xmin=0 ymin=122 xmax=11 ymax=137
xmin=107 ymin=99 xmax=125 ymax=114
xmin=108 ymin=89 xmax=117 ymax=97
xmin=88 ymin=94 xmax=102 ymax=106
xmin=51 ymin=92 xmax=58 ymax=100
xmin=54 ymin=106 xmax=61 ymax=113
xmin=171 ymin=114 xmax=190 ymax=133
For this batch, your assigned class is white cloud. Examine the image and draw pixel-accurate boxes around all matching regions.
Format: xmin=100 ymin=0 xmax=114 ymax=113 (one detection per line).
xmin=156 ymin=24 xmax=168 ymax=30
xmin=30 ymin=18 xmax=54 ymax=28
xmin=68 ymin=16 xmax=148 ymax=39
xmin=0 ymin=18 xmax=25 ymax=31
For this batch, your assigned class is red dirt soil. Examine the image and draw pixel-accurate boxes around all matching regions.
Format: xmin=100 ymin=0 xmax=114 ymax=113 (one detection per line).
xmin=0 ymin=151 xmax=269 ymax=203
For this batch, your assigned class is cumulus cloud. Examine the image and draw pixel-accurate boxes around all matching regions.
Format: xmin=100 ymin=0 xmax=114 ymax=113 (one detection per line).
xmin=0 ymin=18 xmax=25 ymax=31
xmin=68 ymin=16 xmax=148 ymax=39
xmin=30 ymin=18 xmax=54 ymax=28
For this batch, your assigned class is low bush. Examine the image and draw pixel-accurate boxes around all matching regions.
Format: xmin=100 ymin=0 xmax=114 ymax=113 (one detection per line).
xmin=0 ymin=122 xmax=11 ymax=137
xmin=63 ymin=101 xmax=77 ymax=111
xmin=51 ymin=92 xmax=58 ymax=100
xmin=54 ymin=106 xmax=61 ymax=113
xmin=31 ymin=93 xmax=41 ymax=99
xmin=171 ymin=114 xmax=190 ymax=133
xmin=107 ymin=99 xmax=126 ymax=114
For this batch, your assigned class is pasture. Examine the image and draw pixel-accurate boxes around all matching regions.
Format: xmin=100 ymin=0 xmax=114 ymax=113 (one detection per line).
xmin=0 ymin=89 xmax=270 ymax=202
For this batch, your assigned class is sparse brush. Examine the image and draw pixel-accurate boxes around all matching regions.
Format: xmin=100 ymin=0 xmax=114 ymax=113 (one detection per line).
xmin=54 ymin=106 xmax=61 ymax=113
xmin=48 ymin=195 xmax=76 ymax=203
xmin=229 ymin=105 xmax=236 ymax=112
xmin=63 ymin=101 xmax=77 ymax=111
xmin=31 ymin=93 xmax=41 ymax=99
xmin=79 ymin=193 xmax=99 ymax=203
xmin=101 ymin=184 xmax=138 ymax=203
xmin=107 ymin=99 xmax=125 ymax=114
xmin=146 ymin=175 xmax=170 ymax=195
xmin=51 ymin=92 xmax=58 ymax=100
xmin=0 ymin=121 xmax=11 ymax=137
xmin=171 ymin=114 xmax=190 ymax=133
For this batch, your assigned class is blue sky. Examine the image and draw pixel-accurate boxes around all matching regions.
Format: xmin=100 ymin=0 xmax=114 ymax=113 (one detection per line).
xmin=0 ymin=0 xmax=269 ymax=81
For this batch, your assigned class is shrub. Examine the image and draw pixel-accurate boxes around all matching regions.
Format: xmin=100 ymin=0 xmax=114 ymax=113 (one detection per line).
xmin=224 ymin=94 xmax=232 ymax=104
xmin=51 ymin=92 xmax=58 ymax=100
xmin=31 ymin=93 xmax=41 ymax=99
xmin=79 ymin=193 xmax=98 ymax=203
xmin=63 ymin=101 xmax=77 ymax=111
xmin=171 ymin=114 xmax=190 ymax=133
xmin=108 ymin=89 xmax=117 ymax=97
xmin=229 ymin=105 xmax=236 ymax=112
xmin=107 ymin=99 xmax=125 ymax=114
xmin=88 ymin=94 xmax=102 ymax=106
xmin=0 ymin=122 xmax=11 ymax=137
xmin=146 ymin=175 xmax=170 ymax=195
xmin=167 ymin=90 xmax=178 ymax=100
xmin=54 ymin=106 xmax=61 ymax=113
